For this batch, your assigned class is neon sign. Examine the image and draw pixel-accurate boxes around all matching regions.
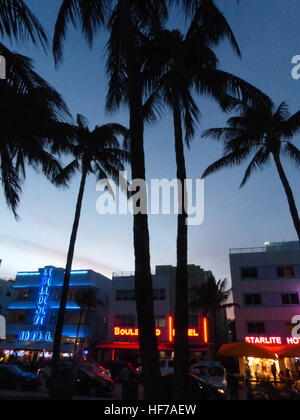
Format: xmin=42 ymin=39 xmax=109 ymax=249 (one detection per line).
xmin=19 ymin=267 xmax=55 ymax=342
xmin=114 ymin=328 xmax=162 ymax=337
xmin=114 ymin=317 xmax=209 ymax=343
xmin=19 ymin=331 xmax=52 ymax=342
xmin=33 ymin=267 xmax=53 ymax=327
xmin=245 ymin=337 xmax=300 ymax=345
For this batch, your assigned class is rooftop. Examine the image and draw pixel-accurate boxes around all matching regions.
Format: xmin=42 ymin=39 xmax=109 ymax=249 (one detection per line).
xmin=230 ymin=241 xmax=300 ymax=255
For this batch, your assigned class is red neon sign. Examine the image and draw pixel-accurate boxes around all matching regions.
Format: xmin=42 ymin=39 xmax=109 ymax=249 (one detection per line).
xmin=245 ymin=336 xmax=300 ymax=345
xmin=114 ymin=317 xmax=209 ymax=343
xmin=114 ymin=327 xmax=161 ymax=337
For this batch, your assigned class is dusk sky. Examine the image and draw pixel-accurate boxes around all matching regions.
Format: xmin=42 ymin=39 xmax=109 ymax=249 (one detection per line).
xmin=1 ymin=0 xmax=300 ymax=281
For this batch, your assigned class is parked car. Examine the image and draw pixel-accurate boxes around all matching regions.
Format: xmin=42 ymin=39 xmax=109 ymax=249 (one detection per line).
xmin=78 ymin=362 xmax=112 ymax=380
xmin=102 ymin=361 xmax=136 ymax=382
xmin=0 ymin=364 xmax=41 ymax=391
xmin=160 ymin=373 xmax=226 ymax=400
xmin=190 ymin=361 xmax=227 ymax=390
xmin=45 ymin=363 xmax=114 ymax=397
xmin=75 ymin=368 xmax=114 ymax=397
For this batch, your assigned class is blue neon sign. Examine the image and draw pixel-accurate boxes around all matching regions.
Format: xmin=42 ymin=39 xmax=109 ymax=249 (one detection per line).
xmin=19 ymin=267 xmax=55 ymax=343
xmin=33 ymin=267 xmax=53 ymax=327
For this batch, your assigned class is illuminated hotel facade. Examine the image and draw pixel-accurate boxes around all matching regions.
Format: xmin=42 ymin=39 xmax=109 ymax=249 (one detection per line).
xmin=1 ymin=266 xmax=111 ymax=357
xmin=229 ymin=241 xmax=300 ymax=378
xmin=97 ymin=265 xmax=227 ymax=362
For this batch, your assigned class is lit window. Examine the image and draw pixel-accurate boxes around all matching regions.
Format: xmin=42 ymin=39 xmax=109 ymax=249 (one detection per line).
xmin=277 ymin=266 xmax=295 ymax=278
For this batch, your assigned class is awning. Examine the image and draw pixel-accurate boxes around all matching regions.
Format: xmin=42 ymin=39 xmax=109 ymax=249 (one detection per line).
xmin=218 ymin=342 xmax=300 ymax=359
xmin=218 ymin=342 xmax=278 ymax=359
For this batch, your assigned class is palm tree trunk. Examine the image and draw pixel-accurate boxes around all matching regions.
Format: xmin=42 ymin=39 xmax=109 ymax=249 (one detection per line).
xmin=51 ymin=165 xmax=88 ymax=399
xmin=273 ymin=152 xmax=300 ymax=241
xmin=74 ymin=309 xmax=84 ymax=359
xmin=119 ymin=0 xmax=160 ymax=400
xmin=172 ymin=98 xmax=189 ymax=400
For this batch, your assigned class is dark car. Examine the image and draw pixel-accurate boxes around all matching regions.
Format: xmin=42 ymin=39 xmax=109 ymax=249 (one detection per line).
xmin=102 ymin=361 xmax=137 ymax=382
xmin=161 ymin=373 xmax=226 ymax=400
xmin=0 ymin=364 xmax=41 ymax=391
xmin=75 ymin=367 xmax=114 ymax=398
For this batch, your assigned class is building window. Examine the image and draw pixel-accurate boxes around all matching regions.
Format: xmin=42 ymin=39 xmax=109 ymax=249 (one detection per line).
xmin=155 ymin=317 xmax=166 ymax=328
xmin=244 ymin=294 xmax=262 ymax=306
xmin=247 ymin=322 xmax=266 ymax=334
xmin=188 ymin=315 xmax=199 ymax=327
xmin=16 ymin=289 xmax=30 ymax=300
xmin=10 ymin=310 xmax=26 ymax=323
xmin=153 ymin=289 xmax=166 ymax=301
xmin=281 ymin=293 xmax=299 ymax=305
xmin=241 ymin=268 xmax=258 ymax=279
xmin=277 ymin=266 xmax=295 ymax=278
xmin=116 ymin=290 xmax=135 ymax=301
xmin=114 ymin=315 xmax=135 ymax=327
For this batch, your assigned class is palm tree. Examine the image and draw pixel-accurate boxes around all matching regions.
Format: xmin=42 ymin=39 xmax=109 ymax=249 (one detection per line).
xmin=202 ymin=98 xmax=300 ymax=241
xmin=141 ymin=2 xmax=266 ymax=399
xmin=190 ymin=274 xmax=239 ymax=347
xmin=73 ymin=289 xmax=103 ymax=359
xmin=50 ymin=114 xmax=128 ymax=398
xmin=0 ymin=2 xmax=72 ymax=218
xmin=53 ymin=0 xmax=169 ymax=399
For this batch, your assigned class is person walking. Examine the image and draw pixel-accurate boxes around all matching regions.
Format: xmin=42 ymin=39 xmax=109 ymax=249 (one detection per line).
xmin=120 ymin=364 xmax=131 ymax=400
xmin=271 ymin=363 xmax=278 ymax=384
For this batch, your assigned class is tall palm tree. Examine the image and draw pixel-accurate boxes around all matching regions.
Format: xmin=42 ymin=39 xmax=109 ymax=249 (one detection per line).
xmin=190 ymin=274 xmax=239 ymax=347
xmin=50 ymin=114 xmax=128 ymax=398
xmin=141 ymin=3 xmax=266 ymax=399
xmin=0 ymin=2 xmax=72 ymax=218
xmin=53 ymin=0 xmax=169 ymax=399
xmin=202 ymin=98 xmax=300 ymax=241
xmin=73 ymin=289 xmax=103 ymax=359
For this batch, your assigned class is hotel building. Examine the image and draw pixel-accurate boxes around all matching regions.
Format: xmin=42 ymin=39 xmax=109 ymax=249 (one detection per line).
xmin=97 ymin=265 xmax=229 ymax=362
xmin=228 ymin=241 xmax=300 ymax=378
xmin=1 ymin=266 xmax=111 ymax=358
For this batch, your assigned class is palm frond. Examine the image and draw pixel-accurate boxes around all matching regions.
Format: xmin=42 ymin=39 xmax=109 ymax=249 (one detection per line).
xmin=0 ymin=0 xmax=47 ymax=47
xmin=202 ymin=146 xmax=251 ymax=178
xmin=240 ymin=146 xmax=270 ymax=187
xmin=53 ymin=0 xmax=109 ymax=64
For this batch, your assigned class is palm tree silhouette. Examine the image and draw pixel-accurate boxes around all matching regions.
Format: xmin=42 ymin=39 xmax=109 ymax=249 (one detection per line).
xmin=141 ymin=2 xmax=266 ymax=398
xmin=53 ymin=0 xmax=170 ymax=398
xmin=73 ymin=289 xmax=103 ymax=359
xmin=190 ymin=275 xmax=239 ymax=347
xmin=203 ymin=98 xmax=300 ymax=241
xmin=0 ymin=2 xmax=71 ymax=218
xmin=50 ymin=114 xmax=128 ymax=398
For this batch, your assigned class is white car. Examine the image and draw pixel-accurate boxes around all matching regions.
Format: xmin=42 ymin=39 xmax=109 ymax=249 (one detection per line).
xmin=190 ymin=361 xmax=227 ymax=390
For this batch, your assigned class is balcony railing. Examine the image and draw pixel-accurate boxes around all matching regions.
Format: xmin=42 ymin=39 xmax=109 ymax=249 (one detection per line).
xmin=230 ymin=242 xmax=300 ymax=255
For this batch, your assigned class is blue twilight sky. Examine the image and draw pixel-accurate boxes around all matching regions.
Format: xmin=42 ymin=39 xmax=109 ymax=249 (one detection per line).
xmin=0 ymin=0 xmax=300 ymax=281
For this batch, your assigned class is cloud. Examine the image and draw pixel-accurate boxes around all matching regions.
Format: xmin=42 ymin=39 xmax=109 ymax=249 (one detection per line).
xmin=0 ymin=233 xmax=115 ymax=278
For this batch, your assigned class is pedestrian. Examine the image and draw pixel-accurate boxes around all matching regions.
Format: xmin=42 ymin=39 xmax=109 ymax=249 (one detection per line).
xmin=271 ymin=363 xmax=277 ymax=384
xmin=120 ymin=364 xmax=131 ymax=400
xmin=227 ymin=371 xmax=240 ymax=400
